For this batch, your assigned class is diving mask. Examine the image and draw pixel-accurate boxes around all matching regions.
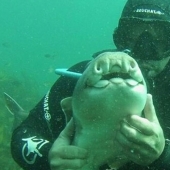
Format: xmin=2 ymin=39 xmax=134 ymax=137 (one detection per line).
xmin=114 ymin=18 xmax=170 ymax=60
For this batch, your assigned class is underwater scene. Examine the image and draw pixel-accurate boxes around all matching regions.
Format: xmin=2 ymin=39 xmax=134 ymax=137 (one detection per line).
xmin=0 ymin=0 xmax=127 ymax=169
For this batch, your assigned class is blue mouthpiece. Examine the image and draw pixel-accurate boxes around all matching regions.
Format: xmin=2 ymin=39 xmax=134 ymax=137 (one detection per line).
xmin=55 ymin=68 xmax=82 ymax=79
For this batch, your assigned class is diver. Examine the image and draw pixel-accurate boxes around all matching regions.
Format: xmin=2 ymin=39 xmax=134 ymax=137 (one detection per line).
xmin=11 ymin=0 xmax=170 ymax=169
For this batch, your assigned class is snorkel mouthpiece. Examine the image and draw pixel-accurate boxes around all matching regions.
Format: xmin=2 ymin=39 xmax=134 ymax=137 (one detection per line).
xmin=55 ymin=68 xmax=82 ymax=79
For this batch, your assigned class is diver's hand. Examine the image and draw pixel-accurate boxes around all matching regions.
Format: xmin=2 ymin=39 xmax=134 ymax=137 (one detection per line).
xmin=116 ymin=94 xmax=165 ymax=165
xmin=48 ymin=118 xmax=88 ymax=170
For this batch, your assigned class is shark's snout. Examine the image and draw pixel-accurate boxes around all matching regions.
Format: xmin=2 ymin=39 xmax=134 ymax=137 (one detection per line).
xmin=85 ymin=52 xmax=144 ymax=88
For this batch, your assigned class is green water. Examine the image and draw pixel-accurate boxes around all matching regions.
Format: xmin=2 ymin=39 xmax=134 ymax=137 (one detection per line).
xmin=0 ymin=0 xmax=126 ymax=169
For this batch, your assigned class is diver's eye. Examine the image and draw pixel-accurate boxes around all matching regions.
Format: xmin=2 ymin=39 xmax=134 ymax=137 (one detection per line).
xmin=101 ymin=73 xmax=131 ymax=80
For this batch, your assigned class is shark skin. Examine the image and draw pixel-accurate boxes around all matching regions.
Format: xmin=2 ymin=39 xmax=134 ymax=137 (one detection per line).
xmin=61 ymin=52 xmax=147 ymax=170
xmin=3 ymin=92 xmax=28 ymax=130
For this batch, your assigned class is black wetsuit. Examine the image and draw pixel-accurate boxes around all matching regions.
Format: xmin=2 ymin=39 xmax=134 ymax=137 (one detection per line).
xmin=11 ymin=55 xmax=170 ymax=170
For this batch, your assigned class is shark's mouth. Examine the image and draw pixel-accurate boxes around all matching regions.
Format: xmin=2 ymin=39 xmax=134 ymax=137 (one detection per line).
xmin=86 ymin=72 xmax=144 ymax=88
xmin=101 ymin=72 xmax=131 ymax=80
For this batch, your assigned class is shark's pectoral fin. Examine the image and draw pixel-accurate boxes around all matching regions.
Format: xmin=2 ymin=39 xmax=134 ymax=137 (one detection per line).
xmin=60 ymin=97 xmax=73 ymax=123
xmin=3 ymin=92 xmax=24 ymax=115
xmin=3 ymin=92 xmax=29 ymax=130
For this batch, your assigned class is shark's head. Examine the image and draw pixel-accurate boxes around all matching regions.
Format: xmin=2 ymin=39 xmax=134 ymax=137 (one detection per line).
xmin=72 ymin=52 xmax=147 ymax=120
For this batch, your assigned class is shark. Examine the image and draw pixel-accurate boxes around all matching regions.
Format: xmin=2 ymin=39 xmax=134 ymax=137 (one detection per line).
xmin=61 ymin=51 xmax=147 ymax=170
xmin=4 ymin=51 xmax=147 ymax=169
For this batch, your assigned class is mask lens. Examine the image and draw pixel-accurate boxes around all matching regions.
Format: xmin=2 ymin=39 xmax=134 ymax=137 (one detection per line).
xmin=132 ymin=31 xmax=158 ymax=60
xmin=117 ymin=19 xmax=170 ymax=60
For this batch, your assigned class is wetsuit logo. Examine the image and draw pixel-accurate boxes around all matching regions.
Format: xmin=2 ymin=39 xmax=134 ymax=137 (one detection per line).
xmin=22 ymin=136 xmax=49 ymax=164
xmin=44 ymin=91 xmax=51 ymax=121
xmin=134 ymin=8 xmax=164 ymax=15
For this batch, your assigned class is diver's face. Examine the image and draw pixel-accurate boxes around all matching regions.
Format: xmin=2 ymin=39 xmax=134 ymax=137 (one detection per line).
xmin=129 ymin=22 xmax=169 ymax=61
xmin=117 ymin=20 xmax=170 ymax=77
xmin=131 ymin=23 xmax=170 ymax=78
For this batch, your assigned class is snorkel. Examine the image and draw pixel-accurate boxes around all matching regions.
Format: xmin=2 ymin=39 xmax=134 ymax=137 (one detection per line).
xmin=55 ymin=68 xmax=82 ymax=79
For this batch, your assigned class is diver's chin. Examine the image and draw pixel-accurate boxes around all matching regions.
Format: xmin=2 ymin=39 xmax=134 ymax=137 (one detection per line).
xmin=147 ymin=70 xmax=161 ymax=78
xmin=147 ymin=70 xmax=156 ymax=78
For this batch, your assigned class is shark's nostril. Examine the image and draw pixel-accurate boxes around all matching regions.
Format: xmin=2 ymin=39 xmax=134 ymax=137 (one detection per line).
xmin=130 ymin=61 xmax=136 ymax=69
xmin=97 ymin=66 xmax=101 ymax=71
xmin=95 ymin=64 xmax=103 ymax=74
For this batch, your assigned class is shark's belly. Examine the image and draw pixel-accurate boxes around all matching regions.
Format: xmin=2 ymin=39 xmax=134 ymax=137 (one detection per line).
xmin=72 ymin=84 xmax=146 ymax=169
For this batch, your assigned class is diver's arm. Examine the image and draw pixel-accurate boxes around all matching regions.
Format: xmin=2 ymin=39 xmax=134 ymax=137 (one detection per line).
xmin=11 ymin=106 xmax=54 ymax=170
xmin=48 ymin=118 xmax=88 ymax=170
xmin=11 ymin=60 xmax=90 ymax=170
xmin=10 ymin=89 xmax=61 ymax=170
xmin=11 ymin=114 xmax=88 ymax=170
xmin=116 ymin=94 xmax=169 ymax=170
xmin=118 ymin=139 xmax=170 ymax=170
xmin=147 ymin=139 xmax=170 ymax=169
xmin=116 ymin=94 xmax=165 ymax=166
